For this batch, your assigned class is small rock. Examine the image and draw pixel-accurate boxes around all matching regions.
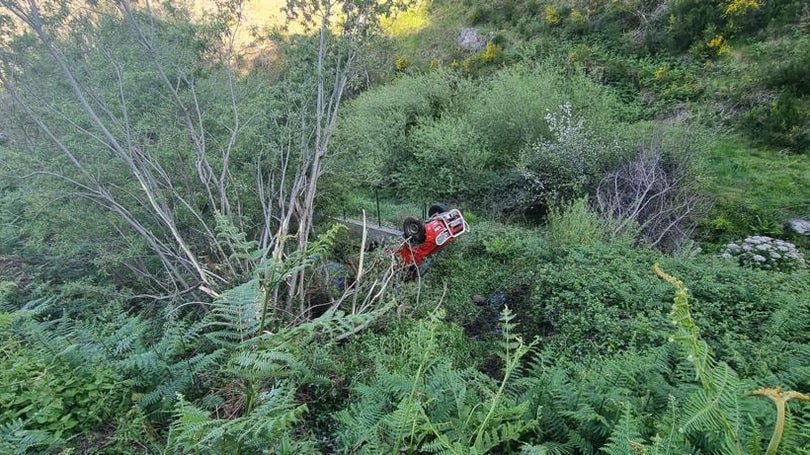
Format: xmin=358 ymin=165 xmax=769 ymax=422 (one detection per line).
xmin=786 ymin=219 xmax=810 ymax=236
xmin=487 ymin=291 xmax=506 ymax=308
xmin=456 ymin=27 xmax=489 ymax=51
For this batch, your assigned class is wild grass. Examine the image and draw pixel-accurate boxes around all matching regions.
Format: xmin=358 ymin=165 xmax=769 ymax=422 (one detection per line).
xmin=380 ymin=0 xmax=431 ymax=37
xmin=702 ymin=135 xmax=810 ymax=243
xmin=381 ymin=0 xmax=477 ymax=67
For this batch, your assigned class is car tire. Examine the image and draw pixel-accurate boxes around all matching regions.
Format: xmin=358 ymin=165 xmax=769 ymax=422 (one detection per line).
xmin=428 ymin=203 xmax=448 ymax=218
xmin=403 ymin=216 xmax=426 ymax=244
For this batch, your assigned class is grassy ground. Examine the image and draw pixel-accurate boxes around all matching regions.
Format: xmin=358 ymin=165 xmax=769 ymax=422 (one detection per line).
xmin=702 ymin=135 xmax=810 ymax=245
xmin=381 ymin=0 xmax=477 ymax=67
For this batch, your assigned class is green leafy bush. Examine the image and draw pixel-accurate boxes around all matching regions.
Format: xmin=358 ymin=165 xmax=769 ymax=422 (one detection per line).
xmin=336 ymin=63 xmax=634 ymax=210
xmin=518 ymin=242 xmax=671 ymax=357
xmin=496 ymin=103 xmax=624 ymax=217
xmin=0 ymin=307 xmax=128 ymax=446
xmin=743 ymin=91 xmax=810 ymax=152
xmin=0 ymin=281 xmax=19 ymax=306
xmin=402 ymin=116 xmax=491 ymax=200
xmin=733 ymin=32 xmax=810 ymax=151
xmin=545 ymin=197 xmax=618 ymax=252
xmin=334 ymin=71 xmax=461 ymax=187
xmin=437 ymin=212 xmax=810 ymax=366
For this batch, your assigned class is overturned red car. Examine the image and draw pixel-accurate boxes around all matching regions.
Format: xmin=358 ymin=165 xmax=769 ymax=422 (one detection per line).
xmin=396 ymin=205 xmax=468 ymax=267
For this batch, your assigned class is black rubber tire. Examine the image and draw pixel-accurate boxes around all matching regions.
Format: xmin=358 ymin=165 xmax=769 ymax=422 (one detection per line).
xmin=428 ymin=203 xmax=448 ymax=218
xmin=403 ymin=216 xmax=426 ymax=244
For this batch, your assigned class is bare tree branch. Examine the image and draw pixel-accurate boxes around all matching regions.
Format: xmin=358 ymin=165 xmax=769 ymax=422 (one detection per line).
xmin=596 ymin=135 xmax=709 ymax=251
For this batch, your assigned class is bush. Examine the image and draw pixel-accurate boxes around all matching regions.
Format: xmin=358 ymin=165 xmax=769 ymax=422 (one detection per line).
xmin=545 ymin=197 xmax=619 ymax=252
xmin=429 ymin=213 xmax=810 ymax=367
xmin=0 ymin=311 xmax=128 ymax=445
xmin=0 ymin=281 xmax=19 ymax=306
xmin=334 ymin=71 xmax=461 ymax=187
xmin=596 ymin=129 xmax=710 ymax=252
xmin=491 ymin=103 xmax=624 ymax=217
xmin=338 ymin=63 xmax=634 ymax=211
xmin=516 ymin=242 xmax=671 ymax=357
xmin=401 ymin=116 xmax=492 ymax=200
xmin=667 ymin=254 xmax=810 ymax=375
xmin=743 ymin=91 xmax=810 ymax=152
xmin=736 ymin=33 xmax=810 ymax=151
xmin=463 ymin=65 xmax=568 ymax=161
xmin=721 ymin=235 xmax=806 ymax=272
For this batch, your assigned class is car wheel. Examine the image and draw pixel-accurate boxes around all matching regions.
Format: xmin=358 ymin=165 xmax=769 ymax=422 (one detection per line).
xmin=428 ymin=203 xmax=448 ymax=218
xmin=403 ymin=216 xmax=426 ymax=244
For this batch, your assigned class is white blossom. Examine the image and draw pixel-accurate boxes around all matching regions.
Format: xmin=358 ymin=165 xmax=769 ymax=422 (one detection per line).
xmin=721 ymin=236 xmax=805 ymax=272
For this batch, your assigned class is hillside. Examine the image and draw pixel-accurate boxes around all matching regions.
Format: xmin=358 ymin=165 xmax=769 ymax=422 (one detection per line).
xmin=1 ymin=0 xmax=809 ymax=453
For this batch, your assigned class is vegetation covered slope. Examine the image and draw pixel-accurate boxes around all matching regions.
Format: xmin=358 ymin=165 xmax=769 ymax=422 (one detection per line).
xmin=0 ymin=0 xmax=808 ymax=454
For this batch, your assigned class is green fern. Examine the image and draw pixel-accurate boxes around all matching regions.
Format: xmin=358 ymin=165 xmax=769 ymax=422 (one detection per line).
xmin=653 ymin=264 xmax=810 ymax=455
xmin=216 ymin=212 xmax=262 ymax=265
xmin=162 ymin=270 xmax=394 ymax=451
xmin=169 ymin=386 xmax=315 ymax=454
xmin=599 ymin=404 xmax=642 ymax=455
xmin=0 ymin=419 xmax=63 ymax=455
xmin=335 ymin=306 xmax=539 ymax=454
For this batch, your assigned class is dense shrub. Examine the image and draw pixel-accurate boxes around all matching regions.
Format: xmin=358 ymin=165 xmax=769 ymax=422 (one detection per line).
xmin=0 ymin=309 xmax=128 ymax=448
xmin=738 ymin=32 xmax=810 ymax=150
xmin=401 ymin=116 xmax=492 ymax=200
xmin=667 ymin=255 xmax=810 ymax=381
xmin=517 ymin=241 xmax=810 ymax=367
xmin=516 ymin=242 xmax=671 ymax=357
xmin=721 ymin=235 xmax=806 ymax=272
xmin=596 ymin=130 xmax=710 ymax=251
xmin=333 ymin=71 xmax=462 ymax=187
xmin=545 ymin=197 xmax=618 ymax=252
xmin=336 ymin=63 xmax=635 ymax=209
xmin=492 ymin=104 xmax=625 ymax=217
xmin=425 ymin=199 xmax=810 ymax=368
xmin=743 ymin=91 xmax=810 ymax=152
xmin=471 ymin=68 xmax=556 ymax=156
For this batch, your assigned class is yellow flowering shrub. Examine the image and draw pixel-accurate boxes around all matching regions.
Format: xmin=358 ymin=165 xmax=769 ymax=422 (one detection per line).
xmin=482 ymin=41 xmax=501 ymax=63
xmin=724 ymin=0 xmax=762 ymax=16
xmin=569 ymin=9 xmax=585 ymax=27
xmin=545 ymin=5 xmax=562 ymax=26
xmin=707 ymin=34 xmax=731 ymax=57
xmin=394 ymin=55 xmax=409 ymax=72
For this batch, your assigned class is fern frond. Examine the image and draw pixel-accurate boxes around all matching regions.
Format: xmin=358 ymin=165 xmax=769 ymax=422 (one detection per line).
xmin=566 ymin=429 xmax=596 ymax=454
xmin=204 ymin=278 xmax=263 ymax=344
xmin=653 ymin=264 xmax=783 ymax=455
xmin=170 ymin=384 xmax=309 ymax=454
xmin=780 ymin=399 xmax=810 ymax=454
xmin=521 ymin=440 xmax=574 ymax=455
xmin=228 ymin=349 xmax=300 ymax=381
xmin=0 ymin=311 xmax=20 ymax=333
xmin=600 ymin=403 xmax=644 ymax=455
xmin=0 ymin=419 xmax=63 ymax=455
